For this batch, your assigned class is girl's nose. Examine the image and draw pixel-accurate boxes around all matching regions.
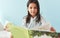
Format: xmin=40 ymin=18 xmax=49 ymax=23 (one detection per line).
xmin=32 ymin=8 xmax=35 ymax=11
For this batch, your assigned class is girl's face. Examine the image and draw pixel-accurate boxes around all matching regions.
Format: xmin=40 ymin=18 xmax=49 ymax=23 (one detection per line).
xmin=28 ymin=3 xmax=38 ymax=17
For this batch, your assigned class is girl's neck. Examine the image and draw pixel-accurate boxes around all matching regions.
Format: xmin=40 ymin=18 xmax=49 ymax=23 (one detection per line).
xmin=31 ymin=16 xmax=35 ymax=18
xmin=31 ymin=15 xmax=37 ymax=18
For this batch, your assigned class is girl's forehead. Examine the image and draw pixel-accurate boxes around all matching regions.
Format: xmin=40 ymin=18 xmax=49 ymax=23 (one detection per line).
xmin=29 ymin=3 xmax=37 ymax=7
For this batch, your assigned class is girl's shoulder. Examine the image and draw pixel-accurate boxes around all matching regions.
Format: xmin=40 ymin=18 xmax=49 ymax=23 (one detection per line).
xmin=23 ymin=15 xmax=28 ymax=21
xmin=40 ymin=15 xmax=46 ymax=20
xmin=23 ymin=15 xmax=27 ymax=19
xmin=40 ymin=15 xmax=44 ymax=20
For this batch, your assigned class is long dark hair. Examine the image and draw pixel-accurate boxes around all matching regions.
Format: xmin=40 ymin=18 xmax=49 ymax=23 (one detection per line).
xmin=26 ymin=0 xmax=41 ymax=23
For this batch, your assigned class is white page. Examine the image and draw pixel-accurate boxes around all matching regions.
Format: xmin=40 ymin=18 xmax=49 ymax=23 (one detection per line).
xmin=30 ymin=22 xmax=52 ymax=32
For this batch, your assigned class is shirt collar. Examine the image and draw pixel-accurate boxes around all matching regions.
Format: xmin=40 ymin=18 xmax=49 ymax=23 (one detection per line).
xmin=31 ymin=16 xmax=37 ymax=20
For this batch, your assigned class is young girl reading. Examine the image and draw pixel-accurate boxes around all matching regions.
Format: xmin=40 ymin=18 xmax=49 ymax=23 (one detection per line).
xmin=22 ymin=0 xmax=55 ymax=32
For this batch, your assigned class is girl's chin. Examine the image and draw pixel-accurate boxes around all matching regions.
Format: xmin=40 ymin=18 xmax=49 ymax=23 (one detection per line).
xmin=31 ymin=15 xmax=36 ymax=17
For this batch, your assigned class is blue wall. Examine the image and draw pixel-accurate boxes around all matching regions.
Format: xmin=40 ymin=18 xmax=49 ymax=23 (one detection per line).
xmin=0 ymin=0 xmax=60 ymax=32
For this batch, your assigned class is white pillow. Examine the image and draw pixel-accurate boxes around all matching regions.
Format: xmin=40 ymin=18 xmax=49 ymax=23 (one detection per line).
xmin=0 ymin=31 xmax=11 ymax=38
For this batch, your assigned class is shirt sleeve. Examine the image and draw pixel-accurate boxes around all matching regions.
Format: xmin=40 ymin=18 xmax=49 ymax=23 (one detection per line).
xmin=21 ymin=17 xmax=27 ymax=28
xmin=41 ymin=16 xmax=46 ymax=26
xmin=41 ymin=16 xmax=52 ymax=31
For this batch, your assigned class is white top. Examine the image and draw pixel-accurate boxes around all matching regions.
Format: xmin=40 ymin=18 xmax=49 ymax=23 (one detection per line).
xmin=22 ymin=16 xmax=47 ymax=28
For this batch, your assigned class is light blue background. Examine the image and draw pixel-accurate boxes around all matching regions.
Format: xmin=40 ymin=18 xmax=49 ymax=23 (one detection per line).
xmin=0 ymin=0 xmax=60 ymax=32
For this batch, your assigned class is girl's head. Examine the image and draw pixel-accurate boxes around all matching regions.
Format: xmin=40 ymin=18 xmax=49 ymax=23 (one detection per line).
xmin=26 ymin=0 xmax=41 ymax=23
xmin=27 ymin=0 xmax=40 ymax=17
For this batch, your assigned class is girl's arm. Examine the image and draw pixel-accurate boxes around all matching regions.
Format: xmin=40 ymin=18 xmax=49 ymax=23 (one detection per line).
xmin=41 ymin=16 xmax=56 ymax=32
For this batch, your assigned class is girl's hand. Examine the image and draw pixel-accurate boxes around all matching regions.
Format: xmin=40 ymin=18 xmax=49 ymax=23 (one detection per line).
xmin=50 ymin=27 xmax=56 ymax=32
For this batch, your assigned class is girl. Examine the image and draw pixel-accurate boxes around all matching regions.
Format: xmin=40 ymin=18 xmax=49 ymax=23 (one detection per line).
xmin=22 ymin=0 xmax=55 ymax=32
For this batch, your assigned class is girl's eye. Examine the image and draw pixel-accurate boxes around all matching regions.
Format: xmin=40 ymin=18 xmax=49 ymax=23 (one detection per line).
xmin=30 ymin=7 xmax=32 ymax=9
xmin=34 ymin=7 xmax=37 ymax=9
xmin=29 ymin=7 xmax=37 ymax=9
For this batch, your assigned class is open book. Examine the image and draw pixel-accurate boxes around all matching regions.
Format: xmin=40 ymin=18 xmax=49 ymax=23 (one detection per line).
xmin=3 ymin=22 xmax=60 ymax=38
